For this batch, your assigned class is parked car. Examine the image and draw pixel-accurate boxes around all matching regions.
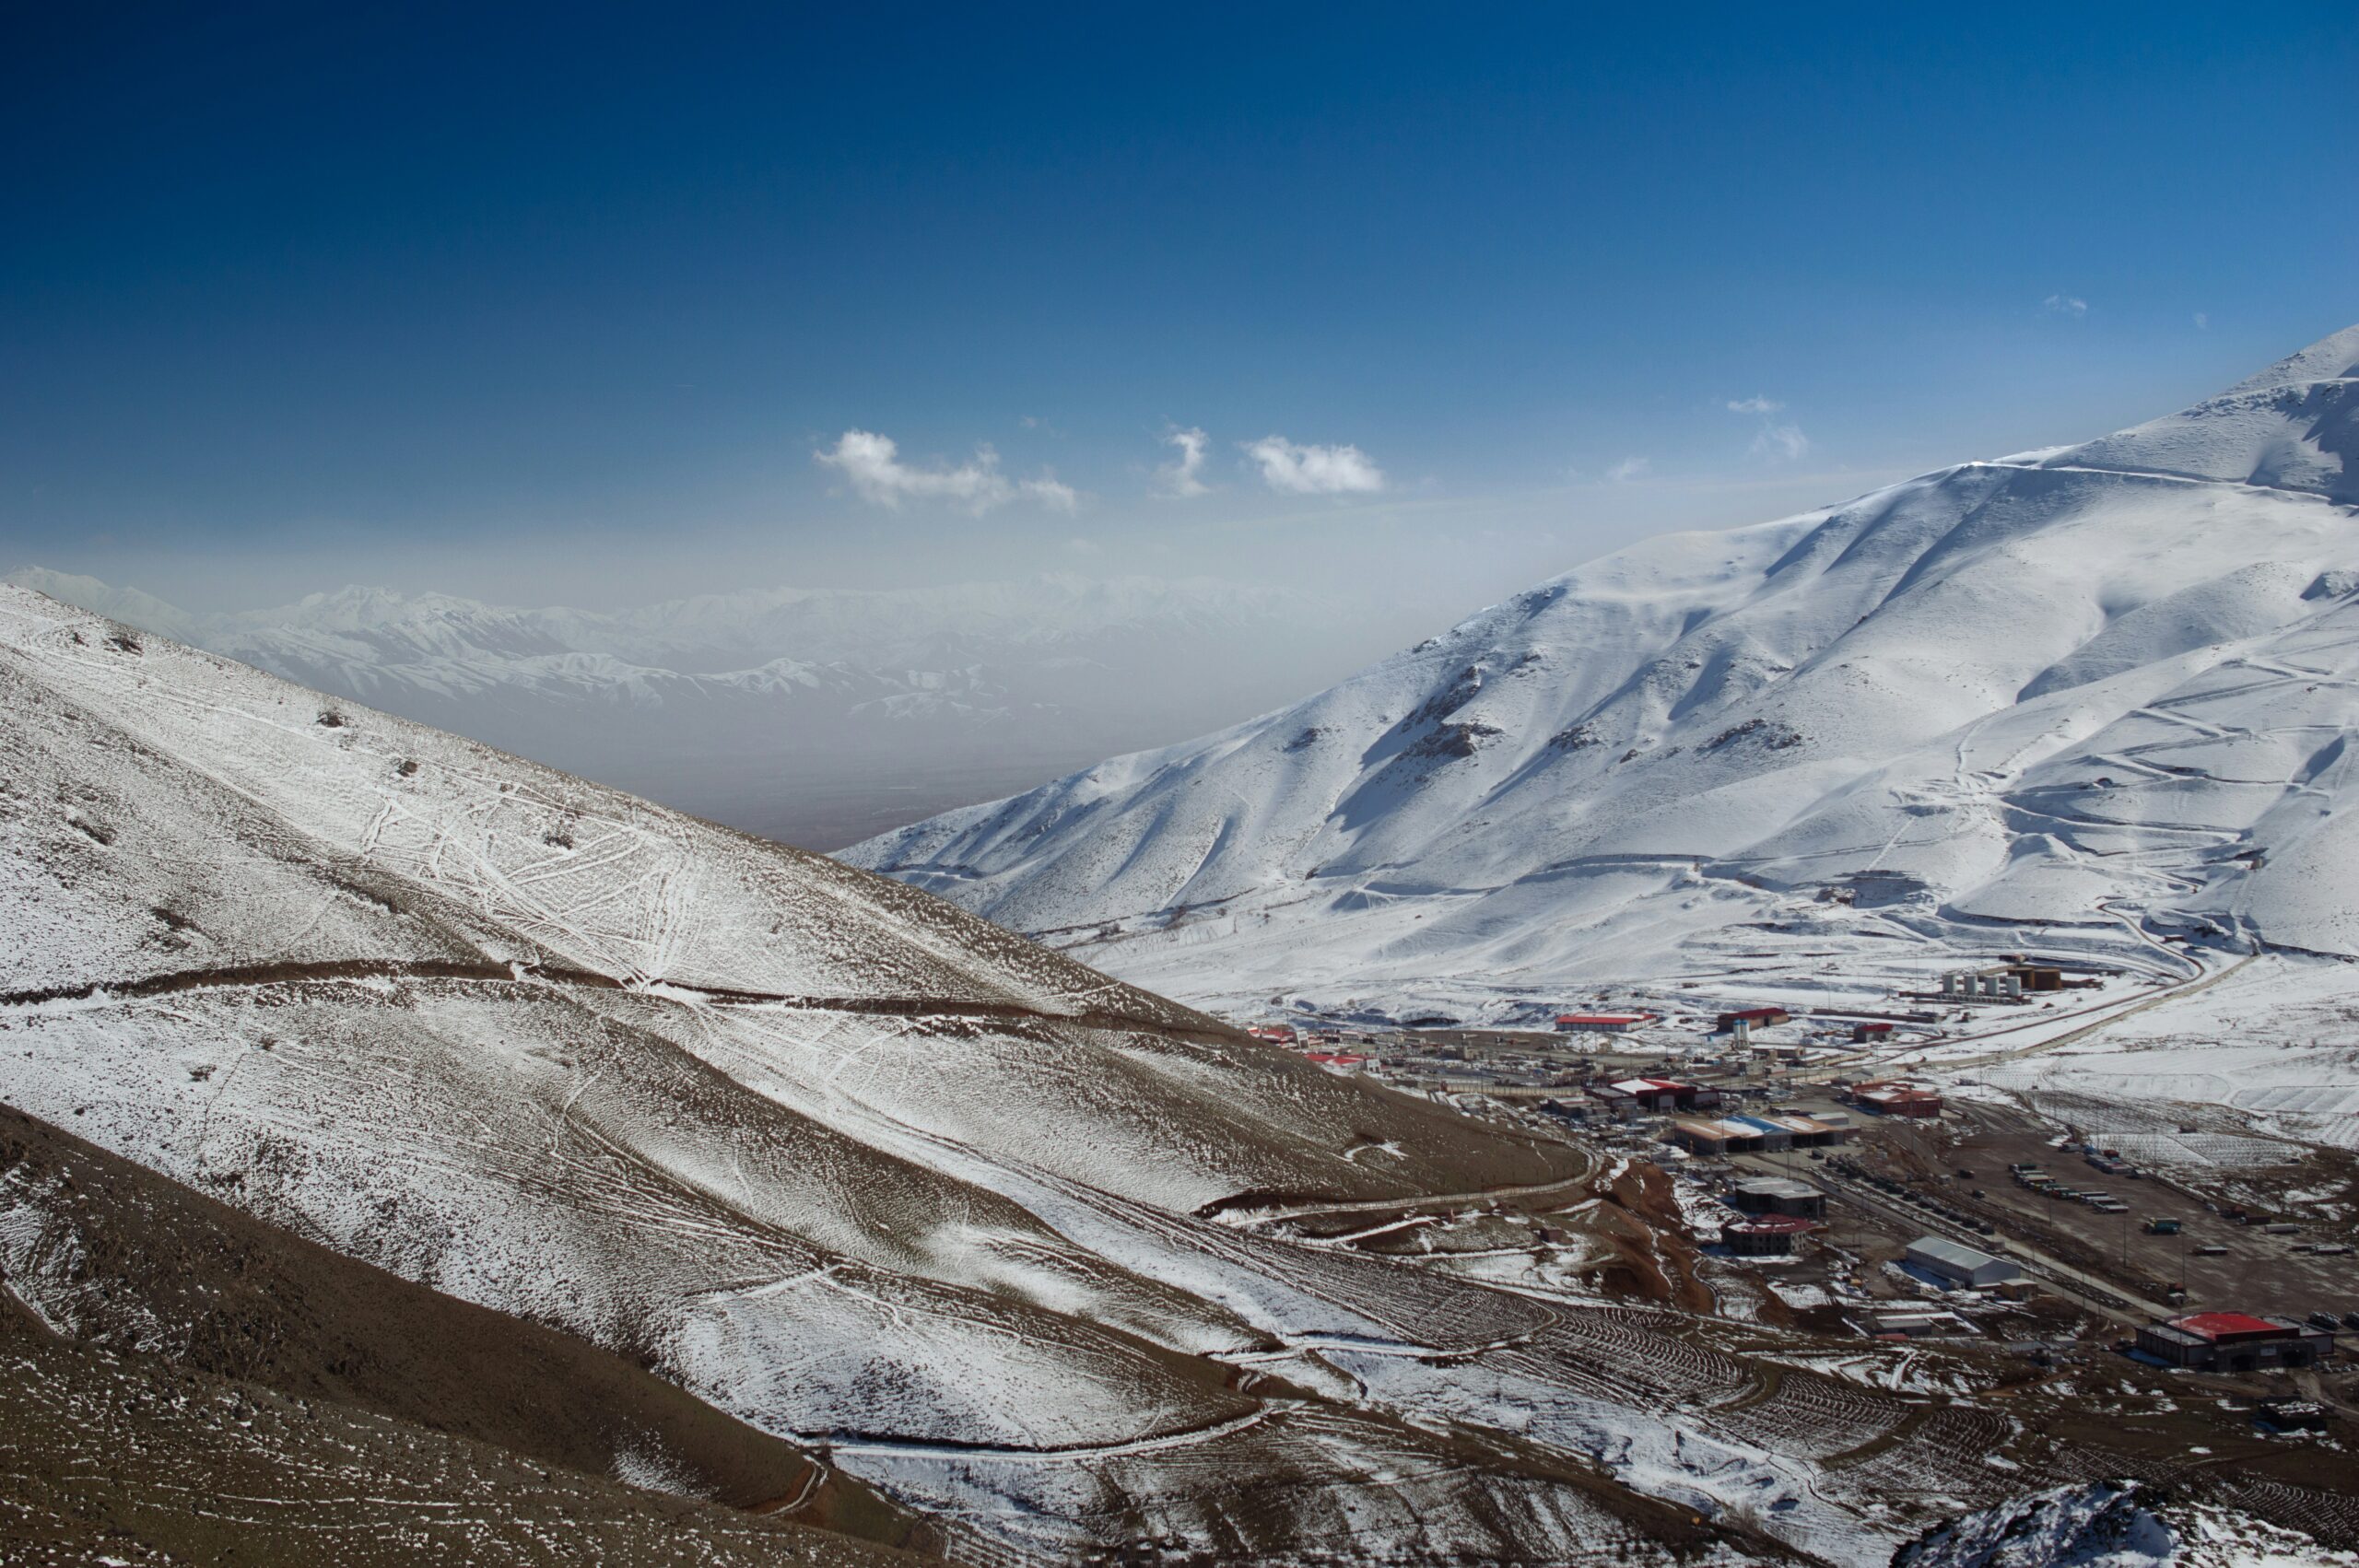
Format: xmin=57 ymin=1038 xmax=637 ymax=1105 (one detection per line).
xmin=2308 ymin=1312 xmax=2342 ymax=1333
xmin=2341 ymin=1311 xmax=2359 ymax=1331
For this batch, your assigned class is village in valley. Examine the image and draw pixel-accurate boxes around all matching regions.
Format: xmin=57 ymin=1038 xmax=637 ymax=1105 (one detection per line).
xmin=1232 ymin=952 xmax=2359 ymax=1447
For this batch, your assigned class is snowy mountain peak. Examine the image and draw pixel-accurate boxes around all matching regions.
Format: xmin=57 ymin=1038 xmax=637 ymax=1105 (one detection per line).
xmin=2222 ymin=320 xmax=2359 ymax=392
xmin=2028 ymin=322 xmax=2357 ymax=503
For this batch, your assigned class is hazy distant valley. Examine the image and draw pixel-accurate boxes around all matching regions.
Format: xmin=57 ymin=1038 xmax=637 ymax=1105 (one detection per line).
xmin=1 ymin=568 xmax=1394 ymax=849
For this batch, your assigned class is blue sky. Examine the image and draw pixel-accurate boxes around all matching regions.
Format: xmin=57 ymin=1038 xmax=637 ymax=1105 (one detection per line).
xmin=4 ymin=2 xmax=2354 ymax=617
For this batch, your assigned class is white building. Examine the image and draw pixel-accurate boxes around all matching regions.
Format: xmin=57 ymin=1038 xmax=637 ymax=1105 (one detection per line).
xmin=1906 ymin=1235 xmax=2021 ymax=1289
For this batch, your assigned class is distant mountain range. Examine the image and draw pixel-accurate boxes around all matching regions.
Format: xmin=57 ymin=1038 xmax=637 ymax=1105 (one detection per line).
xmin=849 ymin=325 xmax=2359 ymax=1017
xmin=0 ymin=568 xmax=1367 ymax=848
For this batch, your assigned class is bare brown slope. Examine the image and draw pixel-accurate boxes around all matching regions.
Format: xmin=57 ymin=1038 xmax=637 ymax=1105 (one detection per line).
xmin=0 ymin=1290 xmax=940 ymax=1568
xmin=0 ymin=1099 xmax=944 ymax=1559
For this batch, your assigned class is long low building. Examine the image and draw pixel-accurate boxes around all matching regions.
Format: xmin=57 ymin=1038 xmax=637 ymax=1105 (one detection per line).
xmin=2135 ymin=1313 xmax=2336 ymax=1372
xmin=1554 ymin=1012 xmax=1655 ymax=1034
xmin=1590 ymin=1077 xmax=1720 ymax=1117
xmin=1669 ymin=1114 xmax=1850 ymax=1156
xmin=1906 ymin=1235 xmax=2021 ymax=1289
xmin=1853 ymin=1082 xmax=1943 ymax=1118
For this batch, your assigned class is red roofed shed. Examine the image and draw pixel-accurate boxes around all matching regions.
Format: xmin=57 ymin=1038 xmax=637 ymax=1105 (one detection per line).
xmin=2172 ymin=1312 xmax=2288 ymax=1343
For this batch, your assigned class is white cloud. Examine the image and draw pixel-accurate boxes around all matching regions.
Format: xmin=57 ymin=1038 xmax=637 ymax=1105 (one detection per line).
xmin=1607 ymin=455 xmax=1650 ymax=483
xmin=2044 ymin=293 xmax=2089 ymax=317
xmin=1242 ymin=435 xmax=1384 ymax=495
xmin=2193 ymin=311 xmax=2210 ymax=330
xmin=815 ymin=429 xmax=1079 ymax=514
xmin=1726 ymin=393 xmax=1807 ymax=462
xmin=1024 ymin=474 xmax=1081 ymax=512
xmin=1156 ymin=427 xmax=1211 ymax=497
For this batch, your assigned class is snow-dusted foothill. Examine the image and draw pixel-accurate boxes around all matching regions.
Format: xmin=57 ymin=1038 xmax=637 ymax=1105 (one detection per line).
xmin=0 ymin=568 xmax=1365 ymax=849
xmin=0 ymin=582 xmax=1749 ymax=1562
xmin=849 ymin=326 xmax=2359 ymax=1017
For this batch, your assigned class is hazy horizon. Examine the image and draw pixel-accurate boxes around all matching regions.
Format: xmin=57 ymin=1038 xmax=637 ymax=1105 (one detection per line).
xmin=7 ymin=3 xmax=2355 ymax=846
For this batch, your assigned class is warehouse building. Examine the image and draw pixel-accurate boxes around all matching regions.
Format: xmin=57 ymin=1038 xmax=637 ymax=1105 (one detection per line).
xmin=1852 ymin=1081 xmax=1943 ymax=1118
xmin=2134 ymin=1313 xmax=2335 ymax=1372
xmin=1905 ymin=1236 xmax=2021 ymax=1289
xmin=1590 ymin=1077 xmax=1720 ymax=1117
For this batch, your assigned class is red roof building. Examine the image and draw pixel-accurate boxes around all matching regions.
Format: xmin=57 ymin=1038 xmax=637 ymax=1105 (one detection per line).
xmin=1590 ymin=1077 xmax=1719 ymax=1115
xmin=2136 ymin=1312 xmax=2334 ymax=1370
xmin=1851 ymin=1080 xmax=1942 ymax=1117
xmin=2170 ymin=1312 xmax=2288 ymax=1342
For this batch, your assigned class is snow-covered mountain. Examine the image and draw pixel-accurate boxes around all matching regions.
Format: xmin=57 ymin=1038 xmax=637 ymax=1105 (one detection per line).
xmin=0 ymin=581 xmax=1759 ymax=1562
xmin=11 ymin=580 xmax=2357 ymax=1562
xmin=0 ymin=569 xmax=1363 ymax=849
xmin=849 ymin=325 xmax=2359 ymax=1016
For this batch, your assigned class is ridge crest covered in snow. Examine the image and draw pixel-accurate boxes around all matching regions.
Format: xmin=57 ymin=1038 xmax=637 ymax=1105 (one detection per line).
xmin=849 ymin=325 xmax=2359 ymax=1013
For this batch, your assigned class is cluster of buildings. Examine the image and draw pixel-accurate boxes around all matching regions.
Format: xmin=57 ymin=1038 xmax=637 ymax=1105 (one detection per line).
xmin=1715 ymin=1178 xmax=1829 ymax=1257
xmin=1935 ymin=962 xmax=2064 ymax=1001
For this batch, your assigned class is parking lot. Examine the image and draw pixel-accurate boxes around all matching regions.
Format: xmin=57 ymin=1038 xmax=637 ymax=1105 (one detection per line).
xmin=1860 ymin=1103 xmax=2359 ymax=1326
